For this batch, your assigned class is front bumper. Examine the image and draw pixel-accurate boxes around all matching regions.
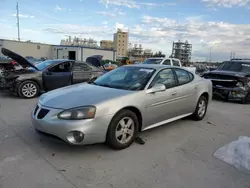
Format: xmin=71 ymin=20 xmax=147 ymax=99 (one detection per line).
xmin=31 ymin=103 xmax=114 ymax=145
xmin=213 ymin=86 xmax=248 ymax=101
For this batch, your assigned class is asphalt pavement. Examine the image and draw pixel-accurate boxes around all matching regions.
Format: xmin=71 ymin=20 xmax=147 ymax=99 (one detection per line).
xmin=0 ymin=91 xmax=250 ymax=188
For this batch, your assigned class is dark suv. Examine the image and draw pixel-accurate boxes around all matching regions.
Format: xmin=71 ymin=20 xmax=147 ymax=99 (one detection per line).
xmin=202 ymin=59 xmax=250 ymax=104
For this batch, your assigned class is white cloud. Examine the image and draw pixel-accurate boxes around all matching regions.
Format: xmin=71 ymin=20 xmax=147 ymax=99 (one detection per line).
xmin=202 ymin=0 xmax=250 ymax=7
xmin=53 ymin=5 xmax=71 ymax=12
xmin=54 ymin=5 xmax=63 ymax=11
xmin=98 ymin=0 xmax=176 ymax=9
xmin=102 ymin=20 xmax=109 ymax=25
xmin=96 ymin=11 xmax=116 ymax=17
xmin=11 ymin=14 xmax=34 ymax=18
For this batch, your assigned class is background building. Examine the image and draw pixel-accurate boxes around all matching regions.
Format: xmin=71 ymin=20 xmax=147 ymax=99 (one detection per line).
xmin=60 ymin=36 xmax=98 ymax=48
xmin=171 ymin=40 xmax=192 ymax=64
xmin=52 ymin=45 xmax=116 ymax=61
xmin=100 ymin=40 xmax=113 ymax=49
xmin=0 ymin=39 xmax=52 ymax=58
xmin=127 ymin=43 xmax=154 ymax=62
xmin=113 ymin=29 xmax=128 ymax=57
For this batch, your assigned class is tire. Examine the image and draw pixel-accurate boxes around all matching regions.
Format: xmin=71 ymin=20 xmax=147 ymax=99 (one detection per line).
xmin=192 ymin=95 xmax=208 ymax=121
xmin=106 ymin=110 xmax=139 ymax=150
xmin=17 ymin=80 xmax=40 ymax=99
xmin=241 ymin=93 xmax=249 ymax=104
xmin=0 ymin=65 xmax=5 ymax=75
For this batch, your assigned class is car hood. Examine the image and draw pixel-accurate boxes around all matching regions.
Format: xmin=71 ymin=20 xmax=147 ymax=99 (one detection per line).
xmin=38 ymin=83 xmax=134 ymax=109
xmin=1 ymin=48 xmax=39 ymax=70
xmin=205 ymin=70 xmax=248 ymax=77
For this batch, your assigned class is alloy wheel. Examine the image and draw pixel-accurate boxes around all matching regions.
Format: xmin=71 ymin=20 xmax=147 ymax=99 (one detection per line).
xmin=21 ymin=83 xmax=37 ymax=98
xmin=115 ymin=117 xmax=135 ymax=144
xmin=197 ymin=99 xmax=206 ymax=117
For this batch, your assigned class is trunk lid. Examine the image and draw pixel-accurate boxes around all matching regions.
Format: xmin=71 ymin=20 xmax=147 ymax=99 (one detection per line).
xmin=1 ymin=48 xmax=39 ymax=70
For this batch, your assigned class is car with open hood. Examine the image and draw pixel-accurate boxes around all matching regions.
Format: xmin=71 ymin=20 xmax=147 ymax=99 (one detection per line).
xmin=202 ymin=59 xmax=250 ymax=104
xmin=31 ymin=64 xmax=212 ymax=150
xmin=0 ymin=48 xmax=105 ymax=98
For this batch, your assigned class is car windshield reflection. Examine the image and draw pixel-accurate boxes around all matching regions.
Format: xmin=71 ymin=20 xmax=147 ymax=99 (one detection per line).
xmin=93 ymin=66 xmax=156 ymax=91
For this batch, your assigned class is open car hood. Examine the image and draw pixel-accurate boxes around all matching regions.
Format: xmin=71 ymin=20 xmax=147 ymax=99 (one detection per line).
xmin=86 ymin=55 xmax=103 ymax=68
xmin=1 ymin=48 xmax=39 ymax=70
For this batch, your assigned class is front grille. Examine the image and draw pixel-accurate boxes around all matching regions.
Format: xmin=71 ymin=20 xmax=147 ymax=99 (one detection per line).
xmin=34 ymin=105 xmax=39 ymax=115
xmin=37 ymin=108 xmax=50 ymax=119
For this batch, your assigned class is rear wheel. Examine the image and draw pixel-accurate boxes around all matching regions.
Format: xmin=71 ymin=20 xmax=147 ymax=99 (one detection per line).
xmin=18 ymin=80 xmax=40 ymax=99
xmin=106 ymin=110 xmax=139 ymax=150
xmin=192 ymin=95 xmax=208 ymax=121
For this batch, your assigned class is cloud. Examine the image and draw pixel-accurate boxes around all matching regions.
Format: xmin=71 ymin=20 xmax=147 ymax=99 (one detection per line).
xmin=98 ymin=0 xmax=176 ymax=9
xmin=95 ymin=10 xmax=126 ymax=17
xmin=202 ymin=0 xmax=250 ymax=7
xmin=96 ymin=11 xmax=116 ymax=17
xmin=102 ymin=20 xmax=109 ymax=25
xmin=11 ymin=14 xmax=34 ymax=18
xmin=53 ymin=5 xmax=71 ymax=12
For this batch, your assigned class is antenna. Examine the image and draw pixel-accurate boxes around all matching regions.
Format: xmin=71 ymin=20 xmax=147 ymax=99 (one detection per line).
xmin=16 ymin=2 xmax=20 ymax=41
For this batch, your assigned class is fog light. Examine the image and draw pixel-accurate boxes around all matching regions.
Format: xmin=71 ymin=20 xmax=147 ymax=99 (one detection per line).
xmin=67 ymin=131 xmax=84 ymax=143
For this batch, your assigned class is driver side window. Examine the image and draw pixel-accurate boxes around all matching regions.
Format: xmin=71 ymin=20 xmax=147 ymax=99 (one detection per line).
xmin=49 ymin=62 xmax=73 ymax=73
xmin=150 ymin=69 xmax=177 ymax=89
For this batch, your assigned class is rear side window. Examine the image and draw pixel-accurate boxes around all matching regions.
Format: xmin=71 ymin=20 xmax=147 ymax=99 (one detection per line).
xmin=173 ymin=60 xmax=180 ymax=66
xmin=162 ymin=59 xmax=171 ymax=65
xmin=174 ymin=68 xmax=193 ymax=85
xmin=73 ymin=63 xmax=92 ymax=71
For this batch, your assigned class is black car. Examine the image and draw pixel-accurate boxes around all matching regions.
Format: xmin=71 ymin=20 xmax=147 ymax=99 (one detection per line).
xmin=0 ymin=48 xmax=105 ymax=99
xmin=202 ymin=59 xmax=250 ymax=104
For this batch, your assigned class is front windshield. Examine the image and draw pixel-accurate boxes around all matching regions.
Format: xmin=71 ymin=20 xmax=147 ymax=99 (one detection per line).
xmin=143 ymin=58 xmax=163 ymax=64
xmin=217 ymin=61 xmax=250 ymax=73
xmin=35 ymin=60 xmax=59 ymax=70
xmin=93 ymin=66 xmax=156 ymax=91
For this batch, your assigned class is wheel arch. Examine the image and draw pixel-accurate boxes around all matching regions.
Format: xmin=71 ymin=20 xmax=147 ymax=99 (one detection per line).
xmin=110 ymin=106 xmax=143 ymax=132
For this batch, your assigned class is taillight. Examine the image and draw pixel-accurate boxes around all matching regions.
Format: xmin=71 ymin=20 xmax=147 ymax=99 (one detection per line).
xmin=11 ymin=60 xmax=16 ymax=65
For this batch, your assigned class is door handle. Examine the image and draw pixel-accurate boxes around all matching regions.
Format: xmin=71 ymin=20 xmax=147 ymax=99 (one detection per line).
xmin=172 ymin=92 xmax=177 ymax=96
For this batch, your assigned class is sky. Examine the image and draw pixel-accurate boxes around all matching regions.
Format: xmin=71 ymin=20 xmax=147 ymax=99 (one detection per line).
xmin=0 ymin=0 xmax=250 ymax=61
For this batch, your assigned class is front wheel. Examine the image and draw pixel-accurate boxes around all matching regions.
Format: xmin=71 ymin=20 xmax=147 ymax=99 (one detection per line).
xmin=192 ymin=95 xmax=208 ymax=121
xmin=106 ymin=110 xmax=139 ymax=150
xmin=18 ymin=80 xmax=40 ymax=99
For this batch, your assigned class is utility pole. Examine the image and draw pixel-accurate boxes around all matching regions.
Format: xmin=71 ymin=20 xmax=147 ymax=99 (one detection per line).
xmin=16 ymin=2 xmax=20 ymax=41
xmin=209 ymin=47 xmax=212 ymax=68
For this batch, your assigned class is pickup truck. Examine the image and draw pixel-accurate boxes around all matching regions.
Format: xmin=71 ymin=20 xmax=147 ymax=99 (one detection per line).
xmin=142 ymin=57 xmax=196 ymax=73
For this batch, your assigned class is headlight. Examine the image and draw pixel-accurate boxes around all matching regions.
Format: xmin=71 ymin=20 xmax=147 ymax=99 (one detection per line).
xmin=58 ymin=106 xmax=96 ymax=120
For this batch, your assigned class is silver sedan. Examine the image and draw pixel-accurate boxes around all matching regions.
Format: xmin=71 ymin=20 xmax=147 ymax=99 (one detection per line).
xmin=31 ymin=64 xmax=212 ymax=150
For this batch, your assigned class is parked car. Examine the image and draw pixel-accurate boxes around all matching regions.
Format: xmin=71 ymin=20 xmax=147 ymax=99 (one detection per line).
xmin=0 ymin=48 xmax=105 ymax=98
xmin=0 ymin=56 xmax=19 ymax=75
xmin=142 ymin=57 xmax=197 ymax=73
xmin=31 ymin=64 xmax=212 ymax=150
xmin=202 ymin=59 xmax=250 ymax=104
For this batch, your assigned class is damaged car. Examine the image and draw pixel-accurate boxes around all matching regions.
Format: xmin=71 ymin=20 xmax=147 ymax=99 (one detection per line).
xmin=0 ymin=48 xmax=105 ymax=98
xmin=202 ymin=59 xmax=250 ymax=104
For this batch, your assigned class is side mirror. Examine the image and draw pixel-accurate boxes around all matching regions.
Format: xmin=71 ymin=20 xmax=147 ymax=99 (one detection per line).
xmin=146 ymin=84 xmax=166 ymax=94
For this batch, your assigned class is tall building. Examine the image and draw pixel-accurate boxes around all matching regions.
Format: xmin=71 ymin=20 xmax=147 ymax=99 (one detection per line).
xmin=171 ymin=40 xmax=192 ymax=63
xmin=100 ymin=40 xmax=113 ymax=49
xmin=113 ymin=29 xmax=128 ymax=57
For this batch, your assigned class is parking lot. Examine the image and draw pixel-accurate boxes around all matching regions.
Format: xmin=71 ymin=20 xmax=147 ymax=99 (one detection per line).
xmin=0 ymin=91 xmax=250 ymax=188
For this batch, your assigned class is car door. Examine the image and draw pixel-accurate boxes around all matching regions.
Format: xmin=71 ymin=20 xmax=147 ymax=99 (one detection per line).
xmin=72 ymin=62 xmax=92 ymax=84
xmin=43 ymin=61 xmax=73 ymax=91
xmin=143 ymin=68 xmax=182 ymax=127
xmin=172 ymin=68 xmax=197 ymax=115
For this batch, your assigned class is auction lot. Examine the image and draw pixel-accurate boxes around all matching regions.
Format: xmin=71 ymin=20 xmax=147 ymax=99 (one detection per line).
xmin=0 ymin=92 xmax=250 ymax=188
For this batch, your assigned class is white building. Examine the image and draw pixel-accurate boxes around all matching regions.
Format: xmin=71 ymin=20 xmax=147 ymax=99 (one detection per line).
xmin=52 ymin=45 xmax=117 ymax=61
